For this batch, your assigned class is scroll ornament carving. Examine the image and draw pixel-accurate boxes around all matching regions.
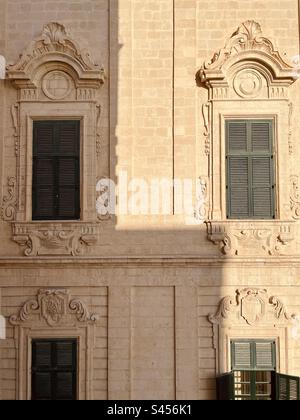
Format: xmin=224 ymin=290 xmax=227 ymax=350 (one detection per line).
xmin=9 ymin=289 xmax=98 ymax=326
xmin=12 ymin=223 xmax=98 ymax=256
xmin=194 ymin=177 xmax=208 ymax=222
xmin=11 ymin=103 xmax=20 ymax=156
xmin=209 ymin=288 xmax=295 ymax=326
xmin=290 ymin=175 xmax=300 ymax=219
xmin=207 ymin=222 xmax=294 ymax=256
xmin=1 ymin=177 xmax=17 ymax=221
xmin=96 ymin=103 xmax=102 ymax=156
xmin=202 ymin=102 xmax=211 ymax=156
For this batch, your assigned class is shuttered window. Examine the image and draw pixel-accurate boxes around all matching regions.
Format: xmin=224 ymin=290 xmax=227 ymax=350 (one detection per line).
xmin=276 ymin=373 xmax=300 ymax=400
xmin=226 ymin=120 xmax=275 ymax=219
xmin=217 ymin=339 xmax=300 ymax=400
xmin=32 ymin=121 xmax=80 ymax=220
xmin=32 ymin=339 xmax=77 ymax=400
xmin=231 ymin=340 xmax=276 ymax=371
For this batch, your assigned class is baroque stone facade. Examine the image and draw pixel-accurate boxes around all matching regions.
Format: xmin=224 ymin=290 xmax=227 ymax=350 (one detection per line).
xmin=1 ymin=0 xmax=300 ymax=400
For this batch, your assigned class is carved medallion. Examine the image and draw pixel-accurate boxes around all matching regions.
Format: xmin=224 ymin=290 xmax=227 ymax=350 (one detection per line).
xmin=38 ymin=289 xmax=67 ymax=326
xmin=42 ymin=70 xmax=72 ymax=100
xmin=233 ymin=69 xmax=262 ymax=98
xmin=238 ymin=288 xmax=267 ymax=325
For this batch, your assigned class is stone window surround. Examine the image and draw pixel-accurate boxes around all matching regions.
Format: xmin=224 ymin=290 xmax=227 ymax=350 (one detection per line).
xmin=208 ymin=288 xmax=297 ymax=376
xmin=9 ymin=288 xmax=98 ymax=400
xmin=198 ymin=20 xmax=299 ymax=223
xmin=4 ymin=22 xmax=106 ymax=255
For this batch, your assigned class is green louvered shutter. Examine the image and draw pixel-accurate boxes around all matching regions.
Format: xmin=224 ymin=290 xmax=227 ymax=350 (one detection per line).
xmin=276 ymin=373 xmax=300 ymax=400
xmin=255 ymin=341 xmax=276 ymax=370
xmin=216 ymin=372 xmax=234 ymax=400
xmin=231 ymin=340 xmax=276 ymax=370
xmin=226 ymin=120 xmax=275 ymax=219
xmin=231 ymin=341 xmax=252 ymax=370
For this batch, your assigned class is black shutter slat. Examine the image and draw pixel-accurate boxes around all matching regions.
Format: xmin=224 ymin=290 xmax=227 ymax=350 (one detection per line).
xmin=59 ymin=121 xmax=80 ymax=155
xmin=55 ymin=373 xmax=75 ymax=400
xmin=228 ymin=157 xmax=250 ymax=217
xmin=216 ymin=372 xmax=234 ymax=400
xmin=34 ymin=341 xmax=52 ymax=367
xmin=32 ymin=373 xmax=52 ymax=400
xmin=56 ymin=342 xmax=74 ymax=367
xmin=34 ymin=123 xmax=55 ymax=155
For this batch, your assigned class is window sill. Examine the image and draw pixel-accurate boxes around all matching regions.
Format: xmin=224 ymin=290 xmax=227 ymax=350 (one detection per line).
xmin=12 ymin=221 xmax=98 ymax=257
xmin=206 ymin=220 xmax=295 ymax=257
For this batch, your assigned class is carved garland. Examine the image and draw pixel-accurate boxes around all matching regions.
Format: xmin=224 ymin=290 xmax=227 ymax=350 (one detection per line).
xmin=209 ymin=288 xmax=294 ymax=326
xmin=10 ymin=289 xmax=98 ymax=326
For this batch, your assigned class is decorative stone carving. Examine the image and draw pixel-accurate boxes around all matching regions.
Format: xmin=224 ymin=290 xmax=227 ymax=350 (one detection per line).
xmin=96 ymin=103 xmax=102 ymax=156
xmin=6 ymin=22 xmax=105 ymax=96
xmin=206 ymin=221 xmax=294 ymax=256
xmin=1 ymin=177 xmax=17 ymax=221
xmin=199 ymin=20 xmax=299 ymax=88
xmin=237 ymin=288 xmax=267 ymax=325
xmin=202 ymin=102 xmax=211 ymax=155
xmin=194 ymin=177 xmax=208 ymax=222
xmin=12 ymin=222 xmax=98 ymax=256
xmin=288 ymin=102 xmax=293 ymax=155
xmin=42 ymin=70 xmax=72 ymax=100
xmin=290 ymin=175 xmax=300 ymax=219
xmin=233 ymin=69 xmax=262 ymax=98
xmin=9 ymin=289 xmax=97 ymax=326
xmin=11 ymin=103 xmax=19 ymax=156
xmin=209 ymin=289 xmax=295 ymax=326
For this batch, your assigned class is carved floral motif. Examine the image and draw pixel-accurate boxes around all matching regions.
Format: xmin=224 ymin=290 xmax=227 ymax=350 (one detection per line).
xmin=209 ymin=289 xmax=295 ymax=326
xmin=10 ymin=289 xmax=98 ymax=326
xmin=12 ymin=223 xmax=98 ymax=256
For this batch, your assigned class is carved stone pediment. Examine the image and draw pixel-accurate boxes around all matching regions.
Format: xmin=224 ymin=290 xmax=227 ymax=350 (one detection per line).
xmin=12 ymin=222 xmax=98 ymax=256
xmin=206 ymin=221 xmax=294 ymax=257
xmin=209 ymin=288 xmax=294 ymax=327
xmin=6 ymin=22 xmax=105 ymax=96
xmin=198 ymin=21 xmax=299 ymax=95
xmin=9 ymin=289 xmax=98 ymax=326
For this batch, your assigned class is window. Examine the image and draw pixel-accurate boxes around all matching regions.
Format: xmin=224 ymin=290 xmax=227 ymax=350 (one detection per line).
xmin=226 ymin=120 xmax=275 ymax=219
xmin=217 ymin=339 xmax=300 ymax=400
xmin=32 ymin=339 xmax=77 ymax=400
xmin=32 ymin=121 xmax=80 ymax=221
